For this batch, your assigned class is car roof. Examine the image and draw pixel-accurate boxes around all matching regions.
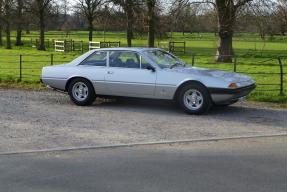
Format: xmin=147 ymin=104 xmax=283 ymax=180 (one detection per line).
xmin=68 ymin=47 xmax=163 ymax=66
xmin=93 ymin=47 xmax=161 ymax=52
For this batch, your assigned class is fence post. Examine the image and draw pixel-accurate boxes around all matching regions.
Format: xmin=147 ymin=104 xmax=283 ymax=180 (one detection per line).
xmin=19 ymin=55 xmax=22 ymax=82
xmin=192 ymin=54 xmax=195 ymax=66
xmin=278 ymin=56 xmax=284 ymax=96
xmin=233 ymin=55 xmax=237 ymax=72
xmin=51 ymin=54 xmax=54 ymax=66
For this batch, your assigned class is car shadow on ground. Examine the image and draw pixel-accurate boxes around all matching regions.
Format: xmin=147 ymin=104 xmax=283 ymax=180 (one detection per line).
xmin=92 ymin=97 xmax=287 ymax=129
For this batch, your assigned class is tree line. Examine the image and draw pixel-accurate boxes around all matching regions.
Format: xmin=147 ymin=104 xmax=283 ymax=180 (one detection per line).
xmin=0 ymin=0 xmax=286 ymax=62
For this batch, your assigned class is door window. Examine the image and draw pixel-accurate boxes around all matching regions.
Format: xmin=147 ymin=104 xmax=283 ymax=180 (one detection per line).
xmin=109 ymin=51 xmax=140 ymax=69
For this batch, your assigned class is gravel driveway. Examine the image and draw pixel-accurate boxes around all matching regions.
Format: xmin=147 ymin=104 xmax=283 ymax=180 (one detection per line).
xmin=1 ymin=89 xmax=287 ymax=152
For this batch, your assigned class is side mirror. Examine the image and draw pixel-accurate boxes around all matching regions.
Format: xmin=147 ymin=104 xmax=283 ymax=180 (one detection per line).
xmin=146 ymin=65 xmax=156 ymax=72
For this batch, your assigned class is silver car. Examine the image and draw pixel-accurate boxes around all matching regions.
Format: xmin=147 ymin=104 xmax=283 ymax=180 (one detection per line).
xmin=41 ymin=48 xmax=256 ymax=114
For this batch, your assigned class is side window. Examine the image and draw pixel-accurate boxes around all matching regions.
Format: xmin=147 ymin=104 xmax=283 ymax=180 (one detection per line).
xmin=81 ymin=52 xmax=107 ymax=66
xmin=109 ymin=51 xmax=140 ymax=69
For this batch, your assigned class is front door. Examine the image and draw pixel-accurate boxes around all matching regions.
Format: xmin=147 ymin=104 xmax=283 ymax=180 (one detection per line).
xmin=105 ymin=51 xmax=156 ymax=97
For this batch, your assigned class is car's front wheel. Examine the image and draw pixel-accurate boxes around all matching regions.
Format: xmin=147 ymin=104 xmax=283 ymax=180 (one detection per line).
xmin=68 ymin=78 xmax=96 ymax=106
xmin=177 ymin=83 xmax=212 ymax=114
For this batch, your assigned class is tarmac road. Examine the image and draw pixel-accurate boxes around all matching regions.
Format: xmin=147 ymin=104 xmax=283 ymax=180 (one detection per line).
xmin=1 ymin=89 xmax=287 ymax=152
xmin=0 ymin=136 xmax=287 ymax=192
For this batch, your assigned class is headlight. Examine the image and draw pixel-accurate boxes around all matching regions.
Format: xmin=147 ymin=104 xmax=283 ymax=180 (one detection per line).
xmin=228 ymin=83 xmax=238 ymax=88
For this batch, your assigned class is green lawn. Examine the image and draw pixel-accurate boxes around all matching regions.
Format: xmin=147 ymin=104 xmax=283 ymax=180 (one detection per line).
xmin=0 ymin=31 xmax=286 ymax=103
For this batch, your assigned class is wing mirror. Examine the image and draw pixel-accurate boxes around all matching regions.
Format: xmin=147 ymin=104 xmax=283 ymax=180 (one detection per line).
xmin=146 ymin=65 xmax=156 ymax=72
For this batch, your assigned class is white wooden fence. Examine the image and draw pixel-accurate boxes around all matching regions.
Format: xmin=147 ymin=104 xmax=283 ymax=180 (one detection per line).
xmin=89 ymin=41 xmax=121 ymax=51
xmin=89 ymin=41 xmax=101 ymax=50
xmin=55 ymin=40 xmax=83 ymax=52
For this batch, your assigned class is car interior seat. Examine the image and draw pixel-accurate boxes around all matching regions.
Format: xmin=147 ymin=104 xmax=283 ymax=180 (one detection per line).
xmin=126 ymin=58 xmax=139 ymax=68
xmin=111 ymin=58 xmax=123 ymax=67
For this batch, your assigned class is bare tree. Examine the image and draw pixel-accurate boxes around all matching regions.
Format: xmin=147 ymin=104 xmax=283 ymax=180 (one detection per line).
xmin=169 ymin=0 xmax=183 ymax=36
xmin=112 ymin=0 xmax=136 ymax=47
xmin=61 ymin=20 xmax=73 ymax=37
xmin=215 ymin=0 xmax=255 ymax=62
xmin=29 ymin=0 xmax=54 ymax=50
xmin=21 ymin=9 xmax=34 ymax=34
xmin=248 ymin=2 xmax=271 ymax=39
xmin=98 ymin=5 xmax=110 ymax=41
xmin=75 ymin=0 xmax=105 ymax=41
xmin=60 ymin=0 xmax=69 ymax=20
xmin=0 ymin=0 xmax=3 ymax=46
xmin=2 ymin=0 xmax=13 ymax=49
xmin=187 ymin=0 xmax=255 ymax=62
xmin=275 ymin=0 xmax=287 ymax=36
xmin=146 ymin=0 xmax=156 ymax=47
xmin=0 ymin=25 xmax=2 ymax=47
xmin=169 ymin=0 xmax=200 ymax=35
xmin=15 ymin=0 xmax=24 ymax=46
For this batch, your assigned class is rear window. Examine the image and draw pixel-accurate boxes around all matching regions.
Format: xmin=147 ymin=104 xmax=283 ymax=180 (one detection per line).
xmin=81 ymin=52 xmax=107 ymax=66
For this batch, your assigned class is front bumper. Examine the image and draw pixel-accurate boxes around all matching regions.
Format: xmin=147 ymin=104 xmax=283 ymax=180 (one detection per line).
xmin=208 ymin=84 xmax=256 ymax=105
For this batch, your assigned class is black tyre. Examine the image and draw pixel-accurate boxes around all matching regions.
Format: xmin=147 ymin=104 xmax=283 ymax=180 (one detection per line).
xmin=68 ymin=78 xmax=96 ymax=106
xmin=177 ymin=83 xmax=212 ymax=114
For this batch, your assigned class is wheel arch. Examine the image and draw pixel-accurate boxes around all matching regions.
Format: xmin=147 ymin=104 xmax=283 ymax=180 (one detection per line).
xmin=65 ymin=76 xmax=94 ymax=92
xmin=173 ymin=80 xmax=208 ymax=100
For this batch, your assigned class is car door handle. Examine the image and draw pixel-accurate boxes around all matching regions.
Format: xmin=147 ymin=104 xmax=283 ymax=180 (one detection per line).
xmin=107 ymin=71 xmax=114 ymax=74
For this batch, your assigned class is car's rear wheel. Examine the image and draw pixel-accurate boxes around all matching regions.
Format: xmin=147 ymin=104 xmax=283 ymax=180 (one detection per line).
xmin=177 ymin=83 xmax=212 ymax=114
xmin=68 ymin=78 xmax=96 ymax=106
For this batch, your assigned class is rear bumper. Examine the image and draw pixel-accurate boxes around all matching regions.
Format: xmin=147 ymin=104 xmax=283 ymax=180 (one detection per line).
xmin=208 ymin=84 xmax=256 ymax=105
xmin=41 ymin=77 xmax=67 ymax=91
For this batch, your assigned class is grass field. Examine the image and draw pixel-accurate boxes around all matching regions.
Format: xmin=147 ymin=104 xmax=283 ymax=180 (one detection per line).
xmin=0 ymin=31 xmax=286 ymax=103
